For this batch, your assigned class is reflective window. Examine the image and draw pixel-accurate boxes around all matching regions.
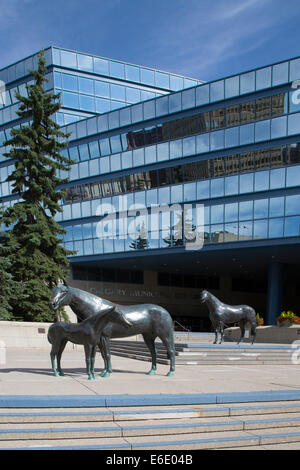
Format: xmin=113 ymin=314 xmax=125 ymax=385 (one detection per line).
xmin=286 ymin=164 xmax=300 ymax=186
xmin=269 ymin=197 xmax=284 ymax=217
xmin=197 ymin=180 xmax=210 ymax=199
xmin=61 ymin=50 xmax=77 ymax=68
xmin=254 ymin=170 xmax=269 ymax=191
xmin=196 ymin=85 xmax=209 ymax=106
xmin=141 ymin=68 xmax=154 ymax=86
xmin=79 ymin=94 xmax=94 ymax=111
xmin=78 ymin=143 xmax=89 ymax=161
xmin=285 ymin=194 xmax=300 ymax=215
xmin=156 ymin=71 xmax=169 ymax=88
xmin=184 ymin=182 xmax=196 ymax=201
xmin=182 ymin=88 xmax=195 ymax=110
xmin=77 ymin=54 xmax=93 ymax=72
xmin=131 ymin=104 xmax=143 ymax=123
xmin=284 ymin=216 xmax=300 ymax=237
xmin=62 ymin=73 xmax=78 ymax=91
xmin=144 ymin=100 xmax=156 ymax=120
xmin=240 ymin=71 xmax=255 ymax=94
xmin=272 ymin=62 xmax=289 ymax=86
xmin=255 ymin=119 xmax=270 ymax=142
xmin=226 ymin=104 xmax=240 ymax=127
xmin=119 ymin=107 xmax=131 ymax=126
xmin=79 ymin=77 xmax=93 ymax=94
xmin=94 ymin=57 xmax=109 ymax=75
xmin=145 ymin=145 xmax=157 ymax=164
xmin=225 ymin=203 xmax=238 ymax=222
xmin=156 ymin=95 xmax=169 ymax=116
xmin=225 ymin=126 xmax=239 ymax=148
xmin=270 ymin=167 xmax=285 ymax=189
xmin=225 ymin=223 xmax=239 ymax=241
xmin=126 ymin=87 xmax=140 ymax=103
xmin=239 ymin=172 xmax=253 ymax=193
xmin=169 ymin=93 xmax=181 ymax=113
xmin=169 ymin=119 xmax=182 ymax=139
xmin=254 ymin=199 xmax=268 ymax=218
xmin=225 ymin=174 xmax=238 ymax=195
xmin=110 ymin=61 xmax=125 ymax=79
xmin=288 ymin=113 xmax=300 ymax=135
xmin=211 ymin=109 xmax=225 ymax=129
xmin=269 ymin=218 xmax=284 ymax=238
xmin=63 ymin=91 xmax=79 ymax=108
xmin=210 ymin=81 xmax=224 ymax=101
xmin=96 ymin=97 xmax=110 ymax=113
xmin=253 ymin=219 xmax=268 ymax=238
xmin=210 ymin=129 xmax=224 ymax=150
xmin=99 ymin=138 xmax=111 ymax=156
xmin=239 ymin=221 xmax=253 ymax=240
xmin=157 ymin=142 xmax=169 ymax=161
xmin=110 ymin=135 xmax=122 ymax=154
xmin=133 ymin=148 xmax=144 ymax=166
xmin=256 ymin=96 xmax=271 ymax=120
xmin=125 ymin=64 xmax=140 ymax=82
xmin=183 ymin=116 xmax=196 ymax=136
xmin=170 ymin=75 xmax=183 ymax=91
xmin=241 ymin=101 xmax=255 ymax=124
xmin=256 ymin=67 xmax=272 ymax=90
xmin=211 ymin=204 xmax=224 ymax=224
xmin=225 ymin=76 xmax=239 ymax=98
xmin=183 ymin=136 xmax=195 ymax=156
xmin=211 ymin=178 xmax=224 ymax=197
xmin=240 ymin=123 xmax=254 ymax=145
xmin=290 ymin=58 xmax=300 ymax=81
xmin=240 ymin=152 xmax=255 ymax=172
xmin=210 ymin=224 xmax=224 ymax=243
xmin=95 ymin=81 xmax=109 ymax=97
xmin=111 ymin=84 xmax=125 ymax=101
xmin=271 ymin=93 xmax=287 ymax=117
xmin=239 ymin=201 xmax=253 ymax=220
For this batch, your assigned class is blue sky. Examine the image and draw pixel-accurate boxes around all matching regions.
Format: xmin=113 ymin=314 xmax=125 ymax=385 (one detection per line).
xmin=1 ymin=0 xmax=300 ymax=82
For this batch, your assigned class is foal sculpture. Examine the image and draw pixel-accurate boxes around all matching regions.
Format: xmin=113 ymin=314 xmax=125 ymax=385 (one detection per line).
xmin=49 ymin=284 xmax=176 ymax=377
xmin=200 ymin=289 xmax=257 ymax=344
xmin=47 ymin=306 xmax=132 ymax=380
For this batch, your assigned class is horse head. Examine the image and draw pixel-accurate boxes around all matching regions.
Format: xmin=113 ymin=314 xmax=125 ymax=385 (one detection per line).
xmin=49 ymin=283 xmax=71 ymax=310
xmin=200 ymin=289 xmax=209 ymax=303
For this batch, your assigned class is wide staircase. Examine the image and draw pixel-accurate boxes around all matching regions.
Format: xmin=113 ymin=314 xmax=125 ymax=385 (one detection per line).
xmin=1 ymin=392 xmax=300 ymax=450
xmin=108 ymin=336 xmax=296 ymax=366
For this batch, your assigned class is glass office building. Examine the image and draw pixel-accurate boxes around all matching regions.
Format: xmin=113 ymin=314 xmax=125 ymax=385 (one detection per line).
xmin=1 ymin=47 xmax=300 ymax=328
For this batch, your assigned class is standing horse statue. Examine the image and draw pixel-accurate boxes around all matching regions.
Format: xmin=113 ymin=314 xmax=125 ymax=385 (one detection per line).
xmin=48 ymin=306 xmax=133 ymax=380
xmin=200 ymin=289 xmax=257 ymax=344
xmin=49 ymin=284 xmax=176 ymax=377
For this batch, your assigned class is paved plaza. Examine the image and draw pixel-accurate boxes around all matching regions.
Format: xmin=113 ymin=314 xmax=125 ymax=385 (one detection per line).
xmin=1 ymin=346 xmax=300 ymax=397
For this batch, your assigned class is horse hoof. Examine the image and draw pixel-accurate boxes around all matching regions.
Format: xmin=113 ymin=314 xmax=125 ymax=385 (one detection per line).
xmin=166 ymin=371 xmax=174 ymax=377
xmin=146 ymin=370 xmax=156 ymax=376
xmin=100 ymin=372 xmax=111 ymax=378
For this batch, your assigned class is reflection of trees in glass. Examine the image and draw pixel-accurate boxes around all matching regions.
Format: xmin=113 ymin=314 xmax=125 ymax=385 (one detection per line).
xmin=129 ymin=221 xmax=149 ymax=250
xmin=163 ymin=212 xmax=196 ymax=246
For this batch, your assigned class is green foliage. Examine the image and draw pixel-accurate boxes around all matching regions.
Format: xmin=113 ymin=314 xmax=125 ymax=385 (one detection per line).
xmin=0 ymin=50 xmax=75 ymax=322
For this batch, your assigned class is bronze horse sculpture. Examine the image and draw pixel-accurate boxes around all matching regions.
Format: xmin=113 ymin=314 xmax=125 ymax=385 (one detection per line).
xmin=49 ymin=284 xmax=176 ymax=377
xmin=48 ymin=305 xmax=132 ymax=380
xmin=200 ymin=289 xmax=257 ymax=344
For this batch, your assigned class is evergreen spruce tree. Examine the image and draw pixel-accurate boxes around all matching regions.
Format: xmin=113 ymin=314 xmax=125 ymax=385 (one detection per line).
xmin=129 ymin=222 xmax=149 ymax=250
xmin=1 ymin=50 xmax=74 ymax=322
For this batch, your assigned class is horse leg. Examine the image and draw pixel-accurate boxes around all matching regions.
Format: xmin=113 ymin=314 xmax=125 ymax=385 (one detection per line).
xmin=159 ymin=333 xmax=176 ymax=377
xmin=50 ymin=343 xmax=60 ymax=377
xmin=219 ymin=323 xmax=225 ymax=344
xmin=251 ymin=322 xmax=257 ymax=345
xmin=84 ymin=344 xmax=94 ymax=380
xmin=56 ymin=339 xmax=68 ymax=376
xmin=99 ymin=336 xmax=112 ymax=378
xmin=90 ymin=345 xmax=97 ymax=380
xmin=237 ymin=321 xmax=245 ymax=344
xmin=143 ymin=334 xmax=157 ymax=375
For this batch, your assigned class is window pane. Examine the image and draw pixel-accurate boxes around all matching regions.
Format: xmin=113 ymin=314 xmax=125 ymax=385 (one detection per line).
xmin=182 ymin=88 xmax=195 ymax=110
xmin=284 ymin=216 xmax=300 ymax=237
xmin=225 ymin=203 xmax=238 ymax=222
xmin=110 ymin=61 xmax=125 ymax=79
xmin=269 ymin=197 xmax=284 ymax=217
xmin=77 ymin=54 xmax=93 ymax=71
xmin=285 ymin=194 xmax=300 ymax=215
xmin=62 ymin=73 xmax=78 ymax=91
xmin=197 ymin=180 xmax=210 ymax=199
xmin=211 ymin=178 xmax=224 ymax=197
xmin=126 ymin=87 xmax=140 ymax=103
xmin=210 ymin=81 xmax=224 ymax=101
xmin=210 ymin=129 xmax=224 ymax=150
xmin=269 ymin=218 xmax=284 ymax=237
xmin=239 ymin=172 xmax=253 ymax=193
xmin=240 ymin=71 xmax=255 ymax=94
xmin=225 ymin=76 xmax=239 ymax=98
xmin=288 ymin=113 xmax=300 ymax=135
xmin=226 ymin=104 xmax=240 ymax=126
xmin=95 ymin=98 xmax=110 ymax=113
xmin=211 ymin=109 xmax=225 ymax=129
xmin=254 ymin=170 xmax=269 ymax=191
xmin=111 ymin=84 xmax=125 ymax=101
xmin=196 ymin=133 xmax=209 ymax=153
xmin=169 ymin=93 xmax=181 ymax=113
xmin=240 ymin=101 xmax=255 ymax=124
xmin=170 ymin=75 xmax=183 ymax=91
xmin=225 ymin=126 xmax=239 ymax=147
xmin=79 ymin=77 xmax=94 ymax=94
xmin=290 ymin=58 xmax=300 ymax=81
xmin=239 ymin=123 xmax=254 ymax=145
xmin=211 ymin=204 xmax=224 ymax=223
xmin=254 ymin=219 xmax=268 ymax=238
xmin=196 ymin=85 xmax=209 ymax=106
xmin=239 ymin=221 xmax=253 ymax=240
xmin=63 ymin=91 xmax=79 ymax=108
xmin=141 ymin=68 xmax=154 ymax=85
xmin=61 ymin=50 xmax=77 ymax=68
xmin=95 ymin=81 xmax=109 ymax=97
xmin=256 ymin=67 xmax=272 ymax=90
xmin=225 ymin=175 xmax=238 ymax=195
xmin=125 ymin=64 xmax=140 ymax=82
xmin=156 ymin=71 xmax=169 ymax=88
xmin=239 ymin=201 xmax=253 ymax=220
xmin=78 ymin=143 xmax=89 ymax=161
xmin=183 ymin=136 xmax=195 ymax=156
xmin=256 ymin=96 xmax=271 ymax=120
xmin=286 ymin=164 xmax=300 ymax=186
xmin=79 ymin=94 xmax=94 ymax=111
xmin=272 ymin=62 xmax=289 ymax=86
xmin=271 ymin=93 xmax=287 ymax=117
xmin=254 ymin=199 xmax=268 ymax=218
xmin=270 ymin=167 xmax=285 ymax=189
xmin=94 ymin=57 xmax=109 ymax=75
xmin=255 ymin=120 xmax=270 ymax=142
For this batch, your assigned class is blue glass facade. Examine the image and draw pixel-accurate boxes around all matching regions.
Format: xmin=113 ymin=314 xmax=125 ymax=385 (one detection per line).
xmin=1 ymin=47 xmax=300 ymax=327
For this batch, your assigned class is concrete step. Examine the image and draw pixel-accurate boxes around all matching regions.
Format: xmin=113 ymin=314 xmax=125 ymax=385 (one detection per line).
xmin=2 ymin=398 xmax=300 ymax=449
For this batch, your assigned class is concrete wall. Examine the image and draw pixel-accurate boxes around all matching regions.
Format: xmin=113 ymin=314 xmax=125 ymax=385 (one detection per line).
xmin=225 ymin=325 xmax=300 ymax=344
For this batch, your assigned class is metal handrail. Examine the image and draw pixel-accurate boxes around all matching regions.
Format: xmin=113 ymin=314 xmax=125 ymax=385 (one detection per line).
xmin=173 ymin=320 xmax=191 ymax=332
